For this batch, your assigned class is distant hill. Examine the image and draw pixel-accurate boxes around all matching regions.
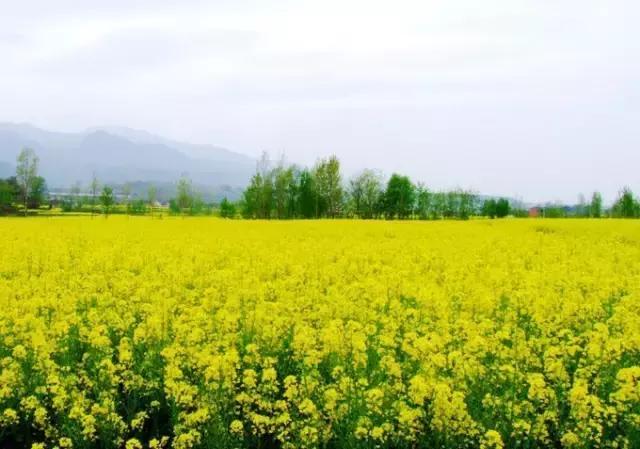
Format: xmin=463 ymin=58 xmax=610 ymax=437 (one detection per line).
xmin=0 ymin=123 xmax=256 ymax=197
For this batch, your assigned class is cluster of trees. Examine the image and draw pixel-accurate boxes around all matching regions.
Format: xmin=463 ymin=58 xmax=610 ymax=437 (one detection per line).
xmin=0 ymin=148 xmax=48 ymax=215
xmin=166 ymin=177 xmax=219 ymax=216
xmin=59 ymin=177 xmax=162 ymax=216
xmin=549 ymin=190 xmax=638 ymax=219
xmin=240 ymin=153 xmax=484 ymax=220
xmin=3 ymin=147 xmax=640 ymax=220
xmin=610 ymin=188 xmax=640 ymax=218
xmin=481 ymin=198 xmax=511 ymax=218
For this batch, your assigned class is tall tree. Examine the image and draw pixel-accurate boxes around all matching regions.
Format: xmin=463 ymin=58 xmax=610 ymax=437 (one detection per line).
xmin=0 ymin=177 xmax=19 ymax=214
xmin=590 ymin=192 xmax=603 ymax=218
xmin=415 ymin=183 xmax=432 ymax=220
xmin=431 ymin=192 xmax=446 ymax=219
xmin=349 ymin=169 xmax=382 ymax=218
xmin=219 ymin=197 xmax=236 ymax=218
xmin=457 ymin=189 xmax=476 ymax=220
xmin=176 ymin=176 xmax=193 ymax=215
xmin=28 ymin=176 xmax=48 ymax=209
xmin=242 ymin=173 xmax=262 ymax=218
xmin=100 ymin=186 xmax=114 ymax=216
xmin=383 ymin=173 xmax=415 ymax=219
xmin=273 ymin=165 xmax=294 ymax=219
xmin=482 ymin=199 xmax=497 ymax=219
xmin=362 ymin=171 xmax=384 ymax=219
xmin=613 ymin=187 xmax=638 ymax=218
xmin=16 ymin=147 xmax=39 ymax=216
xmin=90 ymin=173 xmax=100 ymax=217
xmin=297 ymin=169 xmax=316 ymax=218
xmin=348 ymin=172 xmax=365 ymax=217
xmin=314 ymin=156 xmax=343 ymax=218
xmin=495 ymin=198 xmax=510 ymax=218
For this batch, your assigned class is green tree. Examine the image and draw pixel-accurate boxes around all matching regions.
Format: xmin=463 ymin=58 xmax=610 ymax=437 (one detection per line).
xmin=90 ymin=173 xmax=100 ymax=217
xmin=219 ymin=197 xmax=236 ymax=218
xmin=242 ymin=173 xmax=262 ymax=218
xmin=28 ymin=176 xmax=48 ymax=209
xmin=189 ymin=193 xmax=207 ymax=215
xmin=482 ymin=199 xmax=497 ymax=218
xmin=590 ymin=192 xmax=603 ymax=218
xmin=545 ymin=205 xmax=567 ymax=218
xmin=349 ymin=169 xmax=383 ymax=218
xmin=16 ymin=147 xmax=39 ymax=216
xmin=415 ymin=183 xmax=432 ymax=220
xmin=296 ymin=169 xmax=316 ymax=218
xmin=169 ymin=199 xmax=181 ymax=215
xmin=314 ymin=156 xmax=343 ymax=218
xmin=176 ymin=176 xmax=193 ymax=215
xmin=348 ymin=172 xmax=365 ymax=217
xmin=613 ymin=187 xmax=638 ymax=218
xmin=273 ymin=165 xmax=294 ymax=219
xmin=495 ymin=198 xmax=510 ymax=218
xmin=383 ymin=173 xmax=415 ymax=219
xmin=100 ymin=186 xmax=114 ymax=216
xmin=254 ymin=151 xmax=274 ymax=218
xmin=0 ymin=177 xmax=19 ymax=214
xmin=431 ymin=192 xmax=446 ymax=219
xmin=129 ymin=199 xmax=147 ymax=215
xmin=241 ymin=169 xmax=273 ymax=219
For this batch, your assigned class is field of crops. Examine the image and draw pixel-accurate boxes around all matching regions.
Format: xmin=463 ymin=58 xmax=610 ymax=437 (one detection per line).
xmin=1 ymin=218 xmax=639 ymax=449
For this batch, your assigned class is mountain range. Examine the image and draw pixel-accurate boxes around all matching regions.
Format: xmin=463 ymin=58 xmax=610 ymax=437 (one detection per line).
xmin=0 ymin=123 xmax=256 ymax=194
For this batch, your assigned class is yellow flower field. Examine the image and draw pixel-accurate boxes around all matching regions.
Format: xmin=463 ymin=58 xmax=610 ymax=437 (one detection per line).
xmin=1 ymin=217 xmax=639 ymax=449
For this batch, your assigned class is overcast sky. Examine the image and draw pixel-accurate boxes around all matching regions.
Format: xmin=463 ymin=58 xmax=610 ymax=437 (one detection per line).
xmin=1 ymin=0 xmax=638 ymax=203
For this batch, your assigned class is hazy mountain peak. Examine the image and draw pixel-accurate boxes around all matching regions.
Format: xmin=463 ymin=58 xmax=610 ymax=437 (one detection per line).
xmin=0 ymin=122 xmax=255 ymax=191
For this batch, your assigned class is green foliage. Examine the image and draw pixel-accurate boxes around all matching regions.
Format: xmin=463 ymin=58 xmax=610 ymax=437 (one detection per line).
xmin=16 ymin=147 xmax=39 ymax=214
xmin=415 ymin=184 xmax=431 ymax=220
xmin=190 ymin=194 xmax=212 ymax=216
xmin=129 ymin=199 xmax=148 ymax=215
xmin=314 ymin=156 xmax=343 ymax=218
xmin=482 ymin=199 xmax=498 ymax=218
xmin=90 ymin=174 xmax=100 ymax=216
xmin=297 ymin=169 xmax=317 ymax=218
xmin=0 ymin=177 xmax=19 ymax=214
xmin=273 ymin=165 xmax=295 ymax=219
xmin=219 ymin=198 xmax=237 ymax=218
xmin=612 ymin=187 xmax=639 ymax=218
xmin=383 ymin=173 xmax=415 ymax=219
xmin=100 ymin=186 xmax=115 ymax=215
xmin=349 ymin=169 xmax=383 ymax=219
xmin=495 ymin=198 xmax=510 ymax=218
xmin=544 ymin=206 xmax=568 ymax=218
xmin=60 ymin=199 xmax=74 ymax=213
xmin=27 ymin=176 xmax=48 ymax=209
xmin=176 ymin=176 xmax=193 ymax=212
xmin=590 ymin=192 xmax=603 ymax=218
xmin=511 ymin=208 xmax=529 ymax=218
xmin=482 ymin=198 xmax=510 ymax=219
xmin=169 ymin=198 xmax=181 ymax=215
xmin=242 ymin=172 xmax=272 ymax=218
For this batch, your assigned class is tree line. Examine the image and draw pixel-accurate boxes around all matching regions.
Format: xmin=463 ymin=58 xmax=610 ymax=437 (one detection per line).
xmin=2 ymin=147 xmax=640 ymax=219
xmin=240 ymin=153 xmax=483 ymax=220
xmin=238 ymin=153 xmax=640 ymax=220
